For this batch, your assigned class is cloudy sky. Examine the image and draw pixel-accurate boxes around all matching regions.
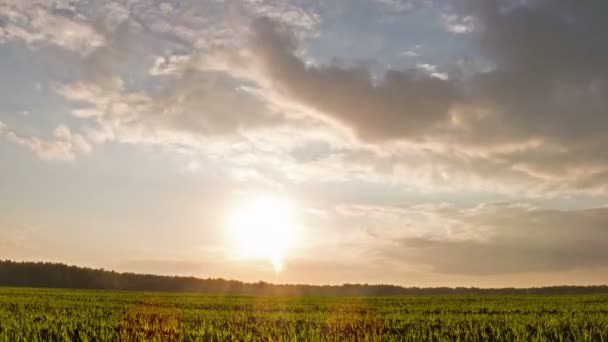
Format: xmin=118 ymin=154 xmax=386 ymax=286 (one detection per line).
xmin=2 ymin=0 xmax=608 ymax=287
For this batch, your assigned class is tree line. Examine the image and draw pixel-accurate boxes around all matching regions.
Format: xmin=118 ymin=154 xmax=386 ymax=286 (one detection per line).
xmin=1 ymin=260 xmax=607 ymax=295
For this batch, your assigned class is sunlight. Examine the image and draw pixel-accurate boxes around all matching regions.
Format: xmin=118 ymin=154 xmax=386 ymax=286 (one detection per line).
xmin=227 ymin=195 xmax=297 ymax=272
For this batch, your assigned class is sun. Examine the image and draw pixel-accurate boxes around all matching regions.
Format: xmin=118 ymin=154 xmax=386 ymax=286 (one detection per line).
xmin=227 ymin=195 xmax=298 ymax=272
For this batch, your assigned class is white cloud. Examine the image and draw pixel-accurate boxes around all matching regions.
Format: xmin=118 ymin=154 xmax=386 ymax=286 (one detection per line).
xmin=149 ymin=55 xmax=191 ymax=76
xmin=0 ymin=3 xmax=105 ymax=54
xmin=439 ymin=14 xmax=476 ymax=34
xmin=240 ymin=0 xmax=321 ymax=33
xmin=1 ymin=122 xmax=91 ymax=161
xmin=417 ymin=63 xmax=449 ymax=80
xmin=401 ymin=50 xmax=419 ymax=57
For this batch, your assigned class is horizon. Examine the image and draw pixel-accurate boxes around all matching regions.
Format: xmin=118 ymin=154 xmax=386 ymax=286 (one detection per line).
xmin=2 ymin=0 xmax=608 ymax=288
xmin=4 ymin=259 xmax=608 ymax=291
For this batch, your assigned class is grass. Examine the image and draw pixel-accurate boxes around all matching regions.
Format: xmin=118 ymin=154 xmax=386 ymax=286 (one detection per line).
xmin=1 ymin=287 xmax=608 ymax=341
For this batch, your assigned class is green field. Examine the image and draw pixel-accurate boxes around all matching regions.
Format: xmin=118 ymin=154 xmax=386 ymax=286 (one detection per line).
xmin=1 ymin=287 xmax=608 ymax=341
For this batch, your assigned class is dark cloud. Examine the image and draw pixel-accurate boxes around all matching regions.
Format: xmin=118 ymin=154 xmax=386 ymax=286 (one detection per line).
xmin=246 ymin=1 xmax=608 ymax=191
xmin=449 ymin=0 xmax=608 ymax=190
xmin=464 ymin=0 xmax=608 ymax=143
xmin=250 ymin=17 xmax=460 ymax=141
xmin=388 ymin=204 xmax=608 ymax=275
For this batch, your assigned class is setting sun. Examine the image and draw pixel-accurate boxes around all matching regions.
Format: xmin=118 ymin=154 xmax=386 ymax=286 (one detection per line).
xmin=227 ymin=195 xmax=298 ymax=272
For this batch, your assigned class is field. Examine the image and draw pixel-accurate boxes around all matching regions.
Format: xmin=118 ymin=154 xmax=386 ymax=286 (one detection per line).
xmin=1 ymin=287 xmax=608 ymax=341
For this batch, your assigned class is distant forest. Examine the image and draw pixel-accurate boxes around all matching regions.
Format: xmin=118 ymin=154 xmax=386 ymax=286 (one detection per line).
xmin=1 ymin=260 xmax=607 ymax=295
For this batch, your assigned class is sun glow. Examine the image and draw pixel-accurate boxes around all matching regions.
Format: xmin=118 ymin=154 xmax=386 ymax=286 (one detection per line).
xmin=228 ymin=195 xmax=298 ymax=272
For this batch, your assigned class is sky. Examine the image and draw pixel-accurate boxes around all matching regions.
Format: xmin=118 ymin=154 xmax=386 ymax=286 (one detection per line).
xmin=1 ymin=0 xmax=608 ymax=287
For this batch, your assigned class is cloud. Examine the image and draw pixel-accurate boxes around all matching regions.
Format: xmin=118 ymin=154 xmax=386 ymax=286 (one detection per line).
xmin=149 ymin=55 xmax=191 ymax=76
xmin=0 ymin=2 xmax=105 ymax=54
xmin=440 ymin=0 xmax=608 ymax=189
xmin=439 ymin=14 xmax=476 ymax=33
xmin=463 ymin=0 xmax=608 ymax=140
xmin=383 ymin=203 xmax=608 ymax=275
xmin=417 ymin=63 xmax=449 ymax=80
xmin=6 ymin=0 xmax=608 ymax=195
xmin=240 ymin=0 xmax=321 ymax=34
xmin=248 ymin=17 xmax=460 ymax=142
xmin=56 ymin=69 xmax=285 ymax=145
xmin=374 ymin=0 xmax=437 ymax=14
xmin=36 ymin=6 xmax=293 ymax=147
xmin=1 ymin=123 xmax=91 ymax=161
xmin=235 ymin=1 xmax=608 ymax=194
xmin=34 ymin=1 xmax=318 ymax=149
xmin=244 ymin=1 xmax=608 ymax=147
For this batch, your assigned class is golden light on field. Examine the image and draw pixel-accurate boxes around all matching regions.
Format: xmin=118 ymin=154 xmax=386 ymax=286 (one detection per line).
xmin=227 ymin=195 xmax=298 ymax=272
